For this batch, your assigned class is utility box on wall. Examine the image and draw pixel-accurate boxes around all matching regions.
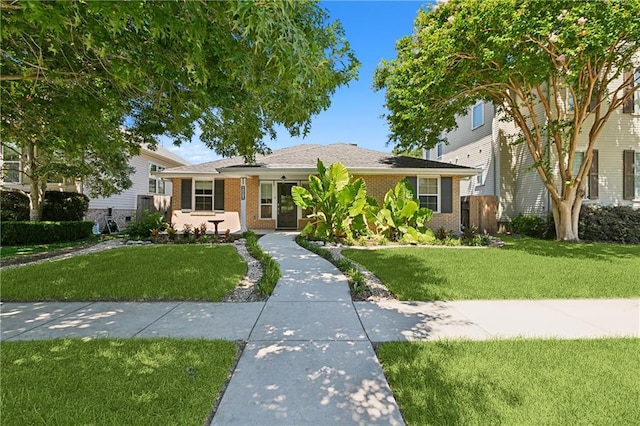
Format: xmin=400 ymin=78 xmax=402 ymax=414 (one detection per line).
xmin=461 ymin=195 xmax=498 ymax=234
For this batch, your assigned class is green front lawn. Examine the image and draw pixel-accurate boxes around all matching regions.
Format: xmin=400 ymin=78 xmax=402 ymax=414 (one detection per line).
xmin=1 ymin=339 xmax=237 ymax=425
xmin=0 ymin=236 xmax=104 ymax=260
xmin=378 ymin=339 xmax=640 ymax=426
xmin=343 ymin=237 xmax=640 ymax=300
xmin=1 ymin=245 xmax=246 ymax=301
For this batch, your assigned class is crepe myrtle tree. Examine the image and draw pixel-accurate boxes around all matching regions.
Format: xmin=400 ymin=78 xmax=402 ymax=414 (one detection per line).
xmin=375 ymin=0 xmax=640 ymax=241
xmin=1 ymin=1 xmax=360 ymax=219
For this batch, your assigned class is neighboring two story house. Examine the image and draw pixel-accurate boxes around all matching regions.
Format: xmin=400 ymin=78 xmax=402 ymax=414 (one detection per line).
xmin=429 ymin=69 xmax=640 ymax=231
xmin=1 ymin=144 xmax=188 ymax=230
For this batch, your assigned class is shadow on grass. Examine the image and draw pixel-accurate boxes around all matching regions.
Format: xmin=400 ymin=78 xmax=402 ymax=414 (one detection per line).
xmin=501 ymin=236 xmax=640 ymax=261
xmin=378 ymin=342 xmax=523 ymax=425
xmin=344 ymin=250 xmax=452 ymax=301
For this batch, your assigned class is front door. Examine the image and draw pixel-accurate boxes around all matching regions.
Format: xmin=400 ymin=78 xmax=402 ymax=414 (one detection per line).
xmin=277 ymin=182 xmax=298 ymax=229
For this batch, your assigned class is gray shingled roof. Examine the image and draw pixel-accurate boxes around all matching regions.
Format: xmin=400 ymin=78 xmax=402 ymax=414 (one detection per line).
xmin=161 ymin=143 xmax=475 ymax=174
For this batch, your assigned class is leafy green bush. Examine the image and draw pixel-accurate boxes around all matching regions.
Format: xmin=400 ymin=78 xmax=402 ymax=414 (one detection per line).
xmin=1 ymin=190 xmax=89 ymax=222
xmin=1 ymin=221 xmax=94 ymax=245
xmin=242 ymin=231 xmax=281 ymax=296
xmin=373 ymin=179 xmax=434 ymax=243
xmin=0 ymin=191 xmax=29 ymax=221
xmin=509 ymin=214 xmax=555 ymax=239
xmin=579 ymin=205 xmax=640 ymax=244
xmin=125 ymin=210 xmax=166 ymax=239
xmin=292 ymin=159 xmax=373 ymax=240
xmin=42 ymin=191 xmax=90 ymax=221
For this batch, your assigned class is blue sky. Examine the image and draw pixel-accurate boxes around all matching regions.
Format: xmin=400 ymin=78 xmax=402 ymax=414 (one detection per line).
xmin=164 ymin=1 xmax=436 ymax=164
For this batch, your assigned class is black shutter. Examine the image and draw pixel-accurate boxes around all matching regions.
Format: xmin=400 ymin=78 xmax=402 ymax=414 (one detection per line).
xmin=214 ymin=179 xmax=225 ymax=211
xmin=588 ymin=150 xmax=598 ymax=199
xmin=441 ymin=177 xmax=453 ymax=213
xmin=623 ymin=150 xmax=635 ymax=200
xmin=405 ymin=176 xmax=418 ymax=200
xmin=622 ymin=70 xmax=634 ymax=113
xmin=181 ymin=179 xmax=192 ymax=210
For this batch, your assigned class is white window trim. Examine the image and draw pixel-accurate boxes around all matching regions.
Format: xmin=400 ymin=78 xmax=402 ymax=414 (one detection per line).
xmin=148 ymin=162 xmax=165 ymax=195
xmin=634 ymin=69 xmax=640 ymax=114
xmin=259 ymin=181 xmax=275 ymax=220
xmin=417 ymin=176 xmax=440 ymax=213
xmin=194 ymin=179 xmax=214 ymax=211
xmin=471 ymin=101 xmax=484 ymax=130
xmin=635 ymin=152 xmax=640 ymax=200
xmin=1 ymin=143 xmax=22 ymax=184
xmin=565 ymin=87 xmax=576 ymax=114
xmin=475 ymin=165 xmax=484 ymax=186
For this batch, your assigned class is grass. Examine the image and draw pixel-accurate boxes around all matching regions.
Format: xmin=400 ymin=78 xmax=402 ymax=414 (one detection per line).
xmin=1 ymin=245 xmax=246 ymax=301
xmin=377 ymin=338 xmax=640 ymax=426
xmin=0 ymin=236 xmax=105 ymax=259
xmin=343 ymin=236 xmax=640 ymax=300
xmin=1 ymin=339 xmax=237 ymax=425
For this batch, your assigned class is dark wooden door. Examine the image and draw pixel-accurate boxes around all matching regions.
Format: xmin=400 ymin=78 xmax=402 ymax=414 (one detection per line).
xmin=277 ymin=183 xmax=298 ymax=229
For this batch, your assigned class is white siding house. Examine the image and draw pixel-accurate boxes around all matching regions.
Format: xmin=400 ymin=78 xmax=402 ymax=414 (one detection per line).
xmin=85 ymin=145 xmax=188 ymax=229
xmin=433 ymin=71 xmax=640 ymax=228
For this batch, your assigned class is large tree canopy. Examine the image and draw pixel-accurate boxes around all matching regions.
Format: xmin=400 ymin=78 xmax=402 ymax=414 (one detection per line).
xmin=1 ymin=0 xmax=359 ymax=220
xmin=375 ymin=0 xmax=640 ymax=240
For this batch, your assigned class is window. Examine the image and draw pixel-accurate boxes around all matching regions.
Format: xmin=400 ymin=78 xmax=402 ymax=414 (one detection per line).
xmin=572 ymin=152 xmax=589 ymax=195
xmin=195 ymin=180 xmax=213 ymax=210
xmin=471 ymin=102 xmax=484 ymax=129
xmin=475 ymin=165 xmax=484 ymax=186
xmin=259 ymin=182 xmax=273 ymax=219
xmin=424 ymin=149 xmax=431 ymax=160
xmin=635 ymin=69 xmax=640 ymax=114
xmin=418 ymin=177 xmax=439 ymax=211
xmin=1 ymin=143 xmax=21 ymax=183
xmin=565 ymin=88 xmax=576 ymax=113
xmin=148 ymin=163 xmax=165 ymax=194
xmin=436 ymin=142 xmax=443 ymax=159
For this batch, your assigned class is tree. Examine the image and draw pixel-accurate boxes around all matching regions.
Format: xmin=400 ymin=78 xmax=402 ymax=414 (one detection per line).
xmin=1 ymin=0 xmax=359 ymax=219
xmin=374 ymin=0 xmax=640 ymax=240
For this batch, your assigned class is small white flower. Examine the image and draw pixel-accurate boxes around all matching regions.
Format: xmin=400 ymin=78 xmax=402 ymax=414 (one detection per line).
xmin=556 ymin=54 xmax=566 ymax=63
xmin=577 ymin=17 xmax=587 ymax=25
xmin=447 ymin=16 xmax=455 ymax=24
xmin=549 ymin=33 xmax=558 ymax=43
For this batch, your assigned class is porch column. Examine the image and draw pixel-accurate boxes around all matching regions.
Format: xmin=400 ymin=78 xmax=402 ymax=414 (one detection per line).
xmin=240 ymin=177 xmax=247 ymax=232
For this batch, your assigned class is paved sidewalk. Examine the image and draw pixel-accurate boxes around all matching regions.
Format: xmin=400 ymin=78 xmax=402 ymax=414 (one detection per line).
xmin=1 ymin=232 xmax=638 ymax=425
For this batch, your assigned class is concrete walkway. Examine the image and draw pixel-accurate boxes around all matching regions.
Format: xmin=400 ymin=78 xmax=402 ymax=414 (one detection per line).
xmin=1 ymin=232 xmax=638 ymax=425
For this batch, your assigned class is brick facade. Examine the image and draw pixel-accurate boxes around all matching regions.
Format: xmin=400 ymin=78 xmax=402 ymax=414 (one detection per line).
xmin=170 ymin=174 xmax=462 ymax=232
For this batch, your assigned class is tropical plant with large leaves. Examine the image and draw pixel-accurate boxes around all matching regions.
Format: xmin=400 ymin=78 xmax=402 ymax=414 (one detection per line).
xmin=292 ymin=160 xmax=373 ymax=240
xmin=372 ymin=179 xmax=435 ymax=243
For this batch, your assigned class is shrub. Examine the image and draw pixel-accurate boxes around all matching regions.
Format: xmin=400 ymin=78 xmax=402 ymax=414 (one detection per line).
xmin=243 ymin=231 xmax=281 ymax=296
xmin=0 ymin=221 xmax=93 ymax=245
xmin=126 ymin=210 xmax=166 ymax=239
xmin=579 ymin=205 xmax=640 ymax=244
xmin=509 ymin=214 xmax=555 ymax=239
xmin=0 ymin=191 xmax=29 ymax=221
xmin=1 ymin=190 xmax=89 ymax=222
xmin=42 ymin=191 xmax=90 ymax=221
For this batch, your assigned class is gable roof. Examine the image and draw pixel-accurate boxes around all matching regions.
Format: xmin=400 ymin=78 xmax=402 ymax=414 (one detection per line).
xmin=141 ymin=144 xmax=189 ymax=167
xmin=158 ymin=143 xmax=478 ymax=178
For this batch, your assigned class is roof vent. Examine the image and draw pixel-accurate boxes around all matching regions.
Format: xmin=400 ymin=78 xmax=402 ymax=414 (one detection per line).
xmin=349 ymin=143 xmax=357 ymax=146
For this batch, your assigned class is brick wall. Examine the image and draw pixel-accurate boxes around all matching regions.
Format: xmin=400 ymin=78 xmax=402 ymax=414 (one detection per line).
xmin=171 ymin=178 xmax=182 ymax=212
xmin=358 ymin=174 xmax=462 ymax=233
xmin=246 ymin=177 xmax=276 ymax=230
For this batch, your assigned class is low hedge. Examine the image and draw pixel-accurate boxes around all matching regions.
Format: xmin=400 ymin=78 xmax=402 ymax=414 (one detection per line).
xmin=242 ymin=231 xmax=280 ymax=296
xmin=0 ymin=221 xmax=94 ymax=246
xmin=579 ymin=205 xmax=640 ymax=244
xmin=0 ymin=191 xmax=89 ymax=222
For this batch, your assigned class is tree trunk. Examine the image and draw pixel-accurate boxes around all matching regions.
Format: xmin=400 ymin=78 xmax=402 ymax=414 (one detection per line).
xmin=552 ymin=197 xmax=582 ymax=241
xmin=28 ymin=178 xmax=46 ymax=221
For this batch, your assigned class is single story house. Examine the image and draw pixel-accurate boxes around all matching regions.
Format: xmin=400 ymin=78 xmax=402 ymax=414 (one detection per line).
xmin=156 ymin=143 xmax=479 ymax=234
